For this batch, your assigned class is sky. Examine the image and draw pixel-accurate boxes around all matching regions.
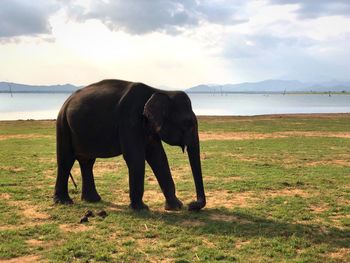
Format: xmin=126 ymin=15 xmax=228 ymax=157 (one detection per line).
xmin=1 ymin=0 xmax=350 ymax=89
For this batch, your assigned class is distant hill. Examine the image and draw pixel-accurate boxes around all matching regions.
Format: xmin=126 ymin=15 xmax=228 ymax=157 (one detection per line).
xmin=186 ymin=80 xmax=350 ymax=93
xmin=0 ymin=82 xmax=80 ymax=93
xmin=1 ymin=79 xmax=350 ymax=94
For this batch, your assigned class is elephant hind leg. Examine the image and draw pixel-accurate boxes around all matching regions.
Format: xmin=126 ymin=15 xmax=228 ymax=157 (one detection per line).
xmin=54 ymin=150 xmax=75 ymax=204
xmin=78 ymin=158 xmax=101 ymax=202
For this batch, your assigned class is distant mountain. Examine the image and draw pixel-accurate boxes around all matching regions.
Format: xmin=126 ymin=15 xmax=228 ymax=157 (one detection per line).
xmin=0 ymin=82 xmax=80 ymax=93
xmin=187 ymin=79 xmax=350 ymax=93
xmin=1 ymin=79 xmax=350 ymax=94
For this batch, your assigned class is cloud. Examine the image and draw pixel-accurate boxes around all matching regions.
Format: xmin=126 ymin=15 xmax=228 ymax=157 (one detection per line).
xmin=0 ymin=0 xmax=59 ymax=40
xmin=65 ymin=0 xmax=248 ymax=35
xmin=223 ymin=33 xmax=316 ymax=59
xmin=269 ymin=0 xmax=350 ymax=18
xmin=222 ymin=30 xmax=350 ymax=82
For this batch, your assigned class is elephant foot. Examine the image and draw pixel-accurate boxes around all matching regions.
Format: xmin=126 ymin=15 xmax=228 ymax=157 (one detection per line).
xmin=165 ymin=197 xmax=183 ymax=211
xmin=188 ymin=200 xmax=206 ymax=211
xmin=54 ymin=193 xmax=73 ymax=204
xmin=81 ymin=192 xmax=101 ymax=203
xmin=129 ymin=201 xmax=149 ymax=211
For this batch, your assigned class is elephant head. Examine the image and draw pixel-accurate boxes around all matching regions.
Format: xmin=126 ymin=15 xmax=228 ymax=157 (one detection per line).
xmin=143 ymin=91 xmax=206 ymax=211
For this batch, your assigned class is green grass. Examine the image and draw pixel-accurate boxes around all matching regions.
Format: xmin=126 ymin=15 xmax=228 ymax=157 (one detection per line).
xmin=0 ymin=114 xmax=349 ymax=262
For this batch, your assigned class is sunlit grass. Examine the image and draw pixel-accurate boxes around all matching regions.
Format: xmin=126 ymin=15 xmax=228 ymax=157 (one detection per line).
xmin=0 ymin=115 xmax=349 ymax=262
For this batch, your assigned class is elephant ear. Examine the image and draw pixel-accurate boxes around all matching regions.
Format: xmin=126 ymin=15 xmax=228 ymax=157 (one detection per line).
xmin=143 ymin=93 xmax=170 ymax=133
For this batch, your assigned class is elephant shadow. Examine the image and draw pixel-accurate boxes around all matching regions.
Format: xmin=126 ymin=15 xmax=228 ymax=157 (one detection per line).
xmin=113 ymin=206 xmax=350 ymax=249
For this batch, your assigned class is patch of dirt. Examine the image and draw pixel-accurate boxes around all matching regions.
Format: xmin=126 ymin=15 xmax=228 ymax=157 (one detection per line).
xmin=93 ymin=161 xmax=122 ymax=176
xmin=181 ymin=220 xmax=205 ymax=227
xmin=206 ymin=190 xmax=258 ymax=209
xmin=8 ymin=201 xmax=50 ymax=220
xmin=227 ymin=153 xmax=258 ymax=162
xmin=206 ymin=176 xmax=244 ymax=182
xmin=205 ymin=188 xmax=310 ymax=209
xmin=0 ymin=223 xmax=45 ymax=231
xmin=209 ymin=214 xmax=250 ymax=224
xmin=309 ymin=204 xmax=329 ymax=213
xmin=0 ymin=166 xmax=25 ymax=173
xmin=59 ymin=223 xmax=93 ymax=233
xmin=43 ymin=168 xmax=55 ymax=180
xmin=143 ymin=190 xmax=164 ymax=205
xmin=235 ymin=240 xmax=251 ymax=249
xmin=328 ymin=248 xmax=350 ymax=260
xmin=106 ymin=202 xmax=124 ymax=212
xmin=202 ymin=238 xmax=216 ymax=248
xmin=0 ymin=193 xmax=11 ymax=200
xmin=306 ymin=160 xmax=350 ymax=167
xmin=199 ymin=132 xmax=273 ymax=141
xmin=38 ymin=157 xmax=55 ymax=164
xmin=263 ymin=188 xmax=310 ymax=198
xmin=0 ymin=134 xmax=52 ymax=141
xmin=170 ymin=166 xmax=191 ymax=179
xmin=199 ymin=131 xmax=350 ymax=141
xmin=0 ymin=255 xmax=41 ymax=263
xmin=25 ymin=239 xmax=44 ymax=246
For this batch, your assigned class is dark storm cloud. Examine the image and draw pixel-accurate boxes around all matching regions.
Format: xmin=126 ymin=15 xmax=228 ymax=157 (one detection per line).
xmin=0 ymin=0 xmax=59 ymax=39
xmin=66 ymin=0 xmax=248 ymax=35
xmin=270 ymin=0 xmax=350 ymax=18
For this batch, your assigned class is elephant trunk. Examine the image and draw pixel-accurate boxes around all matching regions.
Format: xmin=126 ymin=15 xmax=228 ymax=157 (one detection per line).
xmin=187 ymin=129 xmax=206 ymax=211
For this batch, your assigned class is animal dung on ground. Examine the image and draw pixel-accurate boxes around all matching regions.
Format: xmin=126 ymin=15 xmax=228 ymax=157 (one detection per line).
xmin=79 ymin=216 xmax=89 ymax=224
xmin=97 ymin=210 xmax=108 ymax=218
xmin=84 ymin=210 xmax=95 ymax=218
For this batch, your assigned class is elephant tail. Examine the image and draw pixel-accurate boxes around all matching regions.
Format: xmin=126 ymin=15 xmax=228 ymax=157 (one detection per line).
xmin=69 ymin=172 xmax=77 ymax=189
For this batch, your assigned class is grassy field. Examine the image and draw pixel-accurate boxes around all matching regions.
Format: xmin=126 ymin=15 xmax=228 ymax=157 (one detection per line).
xmin=0 ymin=114 xmax=349 ymax=262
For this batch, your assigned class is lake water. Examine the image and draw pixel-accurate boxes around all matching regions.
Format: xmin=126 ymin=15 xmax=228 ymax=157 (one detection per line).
xmin=0 ymin=93 xmax=350 ymax=120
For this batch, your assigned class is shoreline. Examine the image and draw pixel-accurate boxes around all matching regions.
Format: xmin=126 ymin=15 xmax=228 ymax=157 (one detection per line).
xmin=0 ymin=112 xmax=349 ymax=122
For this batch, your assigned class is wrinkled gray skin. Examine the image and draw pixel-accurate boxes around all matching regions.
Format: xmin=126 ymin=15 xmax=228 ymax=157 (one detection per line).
xmin=54 ymin=79 xmax=206 ymax=211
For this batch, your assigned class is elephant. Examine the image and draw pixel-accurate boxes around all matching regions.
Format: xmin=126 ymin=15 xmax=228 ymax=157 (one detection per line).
xmin=54 ymin=79 xmax=206 ymax=211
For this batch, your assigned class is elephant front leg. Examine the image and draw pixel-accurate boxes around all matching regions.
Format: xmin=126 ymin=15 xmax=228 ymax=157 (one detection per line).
xmin=123 ymin=152 xmax=149 ymax=210
xmin=146 ymin=140 xmax=183 ymax=211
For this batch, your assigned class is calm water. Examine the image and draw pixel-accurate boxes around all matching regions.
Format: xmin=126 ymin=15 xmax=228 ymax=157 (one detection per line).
xmin=0 ymin=93 xmax=350 ymax=120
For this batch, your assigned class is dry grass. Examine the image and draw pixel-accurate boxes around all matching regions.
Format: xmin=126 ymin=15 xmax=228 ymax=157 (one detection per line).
xmin=199 ymin=131 xmax=350 ymax=141
xmin=0 ymin=255 xmax=42 ymax=263
xmin=8 ymin=201 xmax=50 ymax=220
xmin=0 ymin=134 xmax=52 ymax=141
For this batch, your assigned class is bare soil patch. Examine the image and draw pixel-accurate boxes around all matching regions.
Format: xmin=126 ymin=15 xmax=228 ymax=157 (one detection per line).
xmin=59 ymin=223 xmax=93 ymax=233
xmin=205 ymin=188 xmax=310 ymax=209
xmin=0 ymin=255 xmax=41 ymax=263
xmin=227 ymin=153 xmax=258 ymax=162
xmin=0 ymin=134 xmax=52 ymax=141
xmin=206 ymin=175 xmax=244 ymax=182
xmin=0 ymin=193 xmax=11 ymax=200
xmin=199 ymin=131 xmax=350 ymax=141
xmin=209 ymin=214 xmax=250 ymax=224
xmin=181 ymin=220 xmax=205 ymax=227
xmin=306 ymin=160 xmax=350 ymax=167
xmin=26 ymin=239 xmax=43 ymax=246
xmin=170 ymin=166 xmax=191 ymax=179
xmin=206 ymin=190 xmax=259 ymax=209
xmin=93 ymin=161 xmax=122 ymax=176
xmin=328 ymin=248 xmax=350 ymax=260
xmin=309 ymin=204 xmax=329 ymax=213
xmin=0 ymin=222 xmax=45 ymax=231
xmin=0 ymin=166 xmax=25 ymax=173
xmin=262 ymin=188 xmax=310 ymax=198
xmin=8 ymin=201 xmax=50 ymax=220
xmin=235 ymin=240 xmax=251 ymax=249
xmin=143 ymin=190 xmax=164 ymax=205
